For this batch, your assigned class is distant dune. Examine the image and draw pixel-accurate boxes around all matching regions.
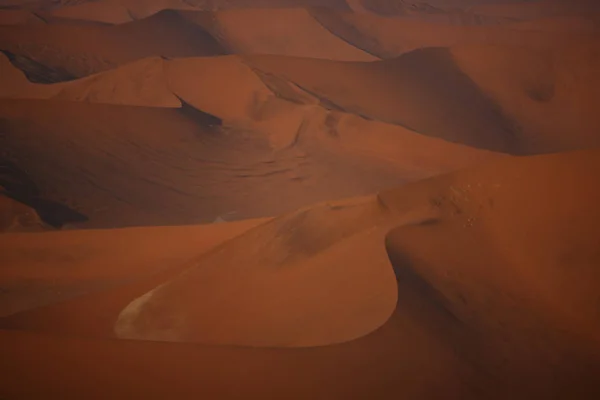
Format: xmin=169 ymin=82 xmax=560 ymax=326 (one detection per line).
xmin=1 ymin=148 xmax=599 ymax=398
xmin=0 ymin=10 xmax=227 ymax=78
xmin=310 ymin=8 xmax=600 ymax=58
xmin=0 ymin=53 xmax=181 ymax=106
xmin=43 ymin=0 xmax=352 ymax=23
xmin=190 ymin=8 xmax=377 ymax=60
xmin=505 ymin=15 xmax=600 ymax=32
xmin=470 ymin=0 xmax=600 ymax=21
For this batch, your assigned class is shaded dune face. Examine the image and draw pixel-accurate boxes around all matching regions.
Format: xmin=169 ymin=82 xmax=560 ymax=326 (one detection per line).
xmin=380 ymin=149 xmax=600 ymax=398
xmin=0 ymin=156 xmax=87 ymax=228
xmin=188 ymin=8 xmax=377 ymax=61
xmin=246 ymin=41 xmax=600 ymax=154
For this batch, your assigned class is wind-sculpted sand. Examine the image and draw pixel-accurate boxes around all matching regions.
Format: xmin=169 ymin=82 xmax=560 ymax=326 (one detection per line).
xmin=1 ymin=149 xmax=599 ymax=399
xmin=1 ymin=1 xmax=600 ymax=398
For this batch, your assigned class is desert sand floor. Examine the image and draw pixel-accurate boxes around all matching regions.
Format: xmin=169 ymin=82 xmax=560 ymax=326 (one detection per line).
xmin=1 ymin=0 xmax=600 ymax=399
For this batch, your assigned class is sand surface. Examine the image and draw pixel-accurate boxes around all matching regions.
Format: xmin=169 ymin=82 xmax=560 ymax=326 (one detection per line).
xmin=0 ymin=10 xmax=227 ymax=78
xmin=1 ymin=149 xmax=600 ymax=398
xmin=1 ymin=1 xmax=600 ymax=398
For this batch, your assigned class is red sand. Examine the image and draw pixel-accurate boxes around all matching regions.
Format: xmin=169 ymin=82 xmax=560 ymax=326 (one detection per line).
xmin=0 ymin=96 xmax=499 ymax=228
xmin=1 ymin=2 xmax=600 ymax=398
xmin=0 ymin=10 xmax=226 ymax=77
xmin=0 ymin=218 xmax=267 ymax=317
xmin=1 ymin=149 xmax=600 ymax=398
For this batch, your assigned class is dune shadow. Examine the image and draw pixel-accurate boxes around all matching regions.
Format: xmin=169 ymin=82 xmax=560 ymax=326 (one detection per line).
xmin=384 ymin=222 xmax=463 ymax=325
xmin=1 ymin=50 xmax=78 ymax=83
xmin=0 ymin=158 xmax=88 ymax=228
xmin=177 ymin=97 xmax=223 ymax=129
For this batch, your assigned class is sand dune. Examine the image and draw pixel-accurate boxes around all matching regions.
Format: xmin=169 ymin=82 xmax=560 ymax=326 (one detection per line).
xmin=43 ymin=0 xmax=352 ymax=23
xmin=0 ymin=51 xmax=34 ymax=97
xmin=246 ymin=41 xmax=600 ymax=154
xmin=191 ymin=8 xmax=377 ymax=61
xmin=0 ymin=98 xmax=496 ymax=228
xmin=51 ymin=56 xmax=180 ymax=106
xmin=1 ymin=50 xmax=510 ymax=156
xmin=0 ymin=9 xmax=227 ymax=78
xmin=345 ymin=0 xmax=516 ymax=25
xmin=5 ymin=41 xmax=600 ymax=155
xmin=246 ymin=51 xmax=524 ymax=151
xmin=1 ymin=1 xmax=599 ymax=398
xmin=449 ymin=41 xmax=600 ymax=153
xmin=310 ymin=8 xmax=600 ymax=58
xmin=0 ymin=53 xmax=181 ymax=106
xmin=2 ymin=148 xmax=599 ymax=398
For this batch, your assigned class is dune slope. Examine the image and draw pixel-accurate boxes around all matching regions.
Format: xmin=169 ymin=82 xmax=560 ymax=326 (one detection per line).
xmin=0 ymin=192 xmax=46 ymax=232
xmin=309 ymin=8 xmax=599 ymax=58
xmin=192 ymin=8 xmax=378 ymax=61
xmin=246 ymin=41 xmax=600 ymax=154
xmin=0 ymin=98 xmax=495 ymax=228
xmin=5 ymin=39 xmax=599 ymax=155
xmin=1 ymin=149 xmax=599 ymax=398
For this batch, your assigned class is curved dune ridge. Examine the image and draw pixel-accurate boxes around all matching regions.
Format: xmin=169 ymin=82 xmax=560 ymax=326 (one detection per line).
xmin=1 ymin=149 xmax=600 ymax=398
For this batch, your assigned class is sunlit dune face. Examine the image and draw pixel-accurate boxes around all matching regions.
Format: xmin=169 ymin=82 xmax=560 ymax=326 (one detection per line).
xmin=1 ymin=1 xmax=600 ymax=398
